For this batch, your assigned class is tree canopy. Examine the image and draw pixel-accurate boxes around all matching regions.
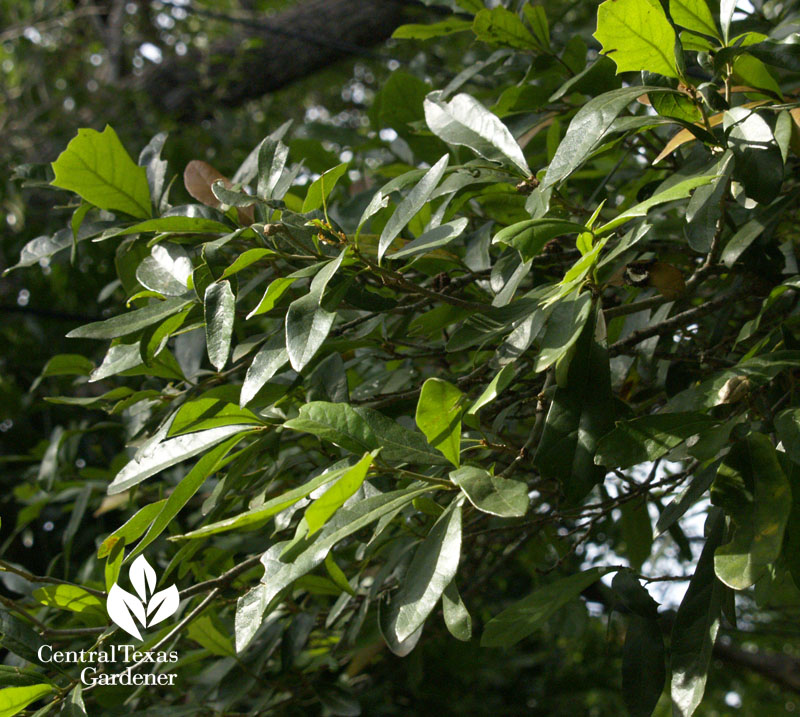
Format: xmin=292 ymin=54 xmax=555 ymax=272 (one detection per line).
xmin=2 ymin=0 xmax=800 ymax=715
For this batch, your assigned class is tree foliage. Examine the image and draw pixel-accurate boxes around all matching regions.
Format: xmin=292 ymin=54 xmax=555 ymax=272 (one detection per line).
xmin=3 ymin=0 xmax=800 ymax=714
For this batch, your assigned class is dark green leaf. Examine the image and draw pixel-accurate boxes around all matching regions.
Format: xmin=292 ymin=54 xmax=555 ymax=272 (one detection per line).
xmin=66 ymin=297 xmax=192 ymax=340
xmin=204 ymin=280 xmax=236 ymax=371
xmin=450 ymin=466 xmax=528 ymax=517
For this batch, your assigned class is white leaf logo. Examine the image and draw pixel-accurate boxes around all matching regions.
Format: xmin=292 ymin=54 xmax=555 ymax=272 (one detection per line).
xmin=107 ymin=555 xmax=179 ymax=639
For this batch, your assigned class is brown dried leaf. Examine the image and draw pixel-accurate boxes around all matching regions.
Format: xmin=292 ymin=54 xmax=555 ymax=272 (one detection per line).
xmin=183 ymin=160 xmax=255 ymax=225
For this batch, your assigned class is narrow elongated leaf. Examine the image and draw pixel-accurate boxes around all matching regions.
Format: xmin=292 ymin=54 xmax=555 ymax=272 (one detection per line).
xmin=595 ymin=412 xmax=718 ymax=469
xmin=595 ymin=0 xmax=679 ymax=78
xmin=595 ymin=173 xmax=717 ymax=235
xmin=0 ymin=613 xmax=46 ymax=665
xmin=219 ymin=249 xmax=276 ymax=280
xmin=284 ymin=401 xmax=450 ymax=465
xmin=481 ymin=568 xmax=615 ymax=647
xmin=32 ymin=586 xmax=104 ymax=616
xmin=468 ymin=364 xmax=516 ymax=416
xmin=204 ymin=281 xmax=235 ymax=371
xmin=67 ymin=297 xmax=191 ymax=340
xmin=532 ymin=290 xmax=592 ymax=373
xmin=535 ymin=306 xmax=614 ymax=503
xmin=0 ymin=684 xmax=53 ymax=717
xmin=302 ymin=162 xmax=349 ymax=213
xmin=385 ymin=499 xmax=462 ymax=642
xmin=286 ymin=250 xmax=346 ymax=371
xmin=389 ymin=218 xmax=468 ymax=259
xmin=305 ymin=452 xmax=374 ymax=534
xmin=129 ymin=433 xmax=246 ymax=559
xmin=240 ymin=332 xmax=288 ymax=407
xmin=710 ymin=434 xmax=791 ymax=590
xmin=378 ymin=155 xmax=449 ymax=262
xmin=450 ymin=466 xmax=528 ymax=517
xmin=236 ymin=486 xmax=431 ymax=651
xmin=442 ymin=580 xmax=472 ymax=641
xmin=425 ymin=92 xmax=529 ymax=175
xmin=97 ymin=500 xmax=167 ymax=558
xmin=416 ymin=378 xmax=463 ymax=467
xmin=246 ymin=276 xmax=297 ymax=319
xmin=108 ymin=425 xmax=254 ymax=494
xmin=175 ymin=461 xmax=356 ymax=540
xmin=393 ymin=17 xmax=472 ymax=40
xmin=544 ymin=86 xmax=677 ymax=188
xmin=493 ymin=219 xmax=587 ymax=261
xmin=671 ymin=510 xmax=724 ymax=717
xmin=51 ymin=126 xmax=151 ymax=218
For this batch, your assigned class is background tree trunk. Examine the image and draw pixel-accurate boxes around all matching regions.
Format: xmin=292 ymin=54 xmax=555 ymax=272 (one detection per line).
xmin=138 ymin=0 xmax=416 ymax=119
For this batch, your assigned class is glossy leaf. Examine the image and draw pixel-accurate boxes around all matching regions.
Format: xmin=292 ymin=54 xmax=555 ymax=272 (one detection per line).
xmin=305 ymin=452 xmax=374 ymax=534
xmin=385 ymin=498 xmax=462 ymax=642
xmin=669 ymin=0 xmax=719 ymax=39
xmin=302 ymin=162 xmax=349 ymax=213
xmin=66 ymin=297 xmax=192 ymax=340
xmin=424 ymin=92 xmax=530 ymax=176
xmin=378 ymin=155 xmax=449 ymax=262
xmin=240 ymin=332 xmax=289 ymax=407
xmin=0 ymin=685 xmax=53 ymax=717
xmin=204 ymin=281 xmax=236 ymax=372
xmin=108 ymin=425 xmax=255 ymax=494
xmin=442 ymin=580 xmax=472 ymax=641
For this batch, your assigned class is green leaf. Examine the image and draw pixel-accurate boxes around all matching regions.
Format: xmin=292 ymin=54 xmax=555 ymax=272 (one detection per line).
xmin=532 ymin=290 xmax=592 ymax=373
xmin=130 ymin=433 xmax=245 ymax=557
xmin=378 ymin=155 xmax=449 ymax=262
xmin=284 ymin=402 xmax=450 ymax=465
xmin=175 ymin=461 xmax=357 ymax=540
xmin=389 ymin=218 xmax=468 ymax=259
xmin=534 ymin=305 xmax=615 ymax=503
xmin=107 ymin=425 xmax=255 ymax=494
xmin=186 ymin=615 xmax=235 ymax=656
xmin=385 ymin=499 xmax=462 ymax=642
xmin=472 ymin=7 xmax=540 ymax=51
xmin=286 ymin=249 xmax=346 ymax=371
xmin=450 ymin=466 xmax=528 ymax=517
xmin=594 ymin=0 xmax=679 ymax=78
xmin=621 ymin=497 xmax=653 ymax=571
xmin=169 ymin=392 xmax=262 ymax=436
xmin=416 ymin=378 xmax=464 ymax=467
xmin=522 ymin=5 xmax=550 ymax=48
xmin=219 ymin=248 xmax=276 ymax=281
xmin=32 ymin=585 xmax=104 ymax=616
xmin=97 ymin=500 xmax=167 ymax=558
xmin=711 ymin=434 xmax=791 ymax=590
xmin=595 ymin=173 xmax=717 ymax=235
xmin=246 ymin=276 xmax=297 ymax=319
xmin=305 ymin=452 xmax=374 ymax=534
xmin=204 ymin=281 xmax=236 ymax=372
xmin=0 ymin=684 xmax=53 ymax=717
xmin=66 ymin=297 xmax=192 ymax=340
xmin=302 ymin=162 xmax=350 ymax=213
xmin=101 ymin=216 xmax=232 ymax=239
xmin=595 ymin=412 xmax=718 ymax=469
xmin=493 ymin=219 xmax=587 ymax=262
xmin=775 ymin=409 xmax=800 ymax=465
xmin=240 ymin=332 xmax=289 ymax=407
xmin=236 ymin=485 xmax=431 ymax=651
xmin=669 ymin=0 xmax=719 ymax=39
xmin=424 ymin=92 xmax=530 ymax=176
xmin=51 ymin=126 xmax=151 ymax=218
xmin=671 ymin=510 xmax=725 ymax=717
xmin=481 ymin=567 xmax=615 ymax=647
xmin=393 ymin=17 xmax=472 ymax=40
xmin=442 ymin=580 xmax=472 ymax=641
xmin=544 ymin=86 xmax=678 ymax=188
xmin=0 ymin=613 xmax=46 ymax=665
xmin=467 ymin=364 xmax=516 ymax=416
xmin=136 ymin=243 xmax=193 ymax=296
